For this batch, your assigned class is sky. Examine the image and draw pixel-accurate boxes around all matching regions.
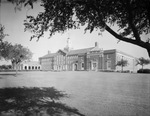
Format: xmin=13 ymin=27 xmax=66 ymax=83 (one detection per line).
xmin=0 ymin=1 xmax=150 ymax=66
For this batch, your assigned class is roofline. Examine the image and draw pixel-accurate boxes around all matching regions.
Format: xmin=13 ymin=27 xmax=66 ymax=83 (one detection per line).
xmin=39 ymin=48 xmax=137 ymax=60
xmin=116 ymin=49 xmax=138 ymax=59
xmin=104 ymin=49 xmax=137 ymax=59
xmin=67 ymin=47 xmax=94 ymax=55
xmin=103 ymin=49 xmax=116 ymax=54
xmin=39 ymin=53 xmax=56 ymax=59
xmin=39 ymin=55 xmax=54 ymax=59
xmin=57 ymin=49 xmax=68 ymax=54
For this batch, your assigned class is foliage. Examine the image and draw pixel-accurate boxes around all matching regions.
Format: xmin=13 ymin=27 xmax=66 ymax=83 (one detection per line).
xmin=0 ymin=41 xmax=12 ymax=60
xmin=116 ymin=59 xmax=128 ymax=67
xmin=8 ymin=44 xmax=33 ymax=65
xmin=136 ymin=57 xmax=150 ymax=69
xmin=0 ymin=24 xmax=10 ymax=60
xmin=116 ymin=59 xmax=128 ymax=72
xmin=0 ymin=24 xmax=32 ymax=64
xmin=5 ymin=0 xmax=150 ymax=57
xmin=24 ymin=0 xmax=150 ymax=57
xmin=137 ymin=68 xmax=150 ymax=73
xmin=0 ymin=65 xmax=12 ymax=70
xmin=0 ymin=24 xmax=8 ymax=42
xmin=0 ymin=87 xmax=85 ymax=116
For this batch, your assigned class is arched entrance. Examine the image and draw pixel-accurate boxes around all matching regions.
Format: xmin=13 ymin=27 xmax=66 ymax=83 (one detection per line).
xmin=28 ymin=66 xmax=31 ymax=70
xmin=24 ymin=66 xmax=27 ymax=70
xmin=73 ymin=63 xmax=78 ymax=71
xmin=92 ymin=61 xmax=98 ymax=71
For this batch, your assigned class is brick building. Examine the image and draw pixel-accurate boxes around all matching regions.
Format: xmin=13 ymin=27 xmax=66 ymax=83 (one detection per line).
xmin=39 ymin=40 xmax=137 ymax=72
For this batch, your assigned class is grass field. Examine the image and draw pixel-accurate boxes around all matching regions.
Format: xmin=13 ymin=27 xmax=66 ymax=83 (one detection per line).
xmin=0 ymin=71 xmax=150 ymax=116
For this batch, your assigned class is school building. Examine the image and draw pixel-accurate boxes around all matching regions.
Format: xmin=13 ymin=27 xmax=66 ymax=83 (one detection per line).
xmin=39 ymin=39 xmax=137 ymax=72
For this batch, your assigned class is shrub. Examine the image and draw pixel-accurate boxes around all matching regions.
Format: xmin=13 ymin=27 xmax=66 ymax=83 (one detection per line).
xmin=122 ymin=70 xmax=130 ymax=73
xmin=116 ymin=70 xmax=131 ymax=73
xmin=99 ymin=69 xmax=115 ymax=72
xmin=137 ymin=69 xmax=150 ymax=73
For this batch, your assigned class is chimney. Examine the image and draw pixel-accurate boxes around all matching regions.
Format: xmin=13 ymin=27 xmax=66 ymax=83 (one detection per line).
xmin=48 ymin=50 xmax=51 ymax=54
xmin=95 ymin=42 xmax=99 ymax=47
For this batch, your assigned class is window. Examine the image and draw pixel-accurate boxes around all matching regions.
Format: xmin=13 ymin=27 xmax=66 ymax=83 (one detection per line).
xmin=81 ymin=57 xmax=84 ymax=62
xmin=28 ymin=66 xmax=31 ymax=70
xmin=108 ymin=61 xmax=111 ymax=68
xmin=93 ymin=58 xmax=97 ymax=61
xmin=32 ymin=66 xmax=34 ymax=70
xmin=107 ymin=60 xmax=111 ymax=69
xmin=107 ymin=54 xmax=110 ymax=59
xmin=93 ymin=63 xmax=97 ymax=68
xmin=82 ymin=63 xmax=84 ymax=68
xmin=25 ymin=66 xmax=27 ymax=70
xmin=107 ymin=55 xmax=109 ymax=59
xmin=99 ymin=54 xmax=103 ymax=57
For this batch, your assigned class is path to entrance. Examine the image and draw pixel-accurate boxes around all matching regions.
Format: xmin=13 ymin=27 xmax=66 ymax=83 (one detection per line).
xmin=0 ymin=71 xmax=150 ymax=116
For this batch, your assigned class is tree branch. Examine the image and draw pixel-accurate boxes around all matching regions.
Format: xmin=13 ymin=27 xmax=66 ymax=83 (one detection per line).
xmin=105 ymin=24 xmax=148 ymax=48
xmin=92 ymin=1 xmax=150 ymax=57
xmin=126 ymin=1 xmax=141 ymax=42
xmin=92 ymin=1 xmax=141 ymax=47
xmin=146 ymin=1 xmax=150 ymax=28
xmin=105 ymin=24 xmax=150 ymax=57
xmin=105 ymin=25 xmax=137 ymax=44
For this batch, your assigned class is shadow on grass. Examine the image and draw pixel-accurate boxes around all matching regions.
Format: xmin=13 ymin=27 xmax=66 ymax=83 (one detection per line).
xmin=0 ymin=73 xmax=22 ymax=78
xmin=0 ymin=73 xmax=16 ymax=76
xmin=0 ymin=87 xmax=85 ymax=116
xmin=0 ymin=74 xmax=16 ymax=79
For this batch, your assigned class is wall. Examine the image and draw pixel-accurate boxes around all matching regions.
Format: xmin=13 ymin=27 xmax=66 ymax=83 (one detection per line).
xmin=77 ymin=55 xmax=85 ymax=70
xmin=17 ymin=62 xmax=41 ymax=71
xmin=39 ymin=49 xmax=137 ymax=72
xmin=116 ymin=52 xmax=137 ymax=72
xmin=103 ymin=53 xmax=116 ymax=70
xmin=40 ymin=57 xmax=53 ymax=70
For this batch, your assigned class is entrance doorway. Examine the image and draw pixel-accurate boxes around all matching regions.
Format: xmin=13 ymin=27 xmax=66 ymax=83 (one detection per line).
xmin=91 ymin=62 xmax=98 ymax=71
xmin=73 ymin=63 xmax=78 ymax=71
xmin=107 ymin=60 xmax=111 ymax=70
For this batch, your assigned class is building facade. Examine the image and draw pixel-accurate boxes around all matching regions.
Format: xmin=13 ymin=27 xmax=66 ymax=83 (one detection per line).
xmin=14 ymin=61 xmax=41 ymax=71
xmin=39 ymin=42 xmax=137 ymax=72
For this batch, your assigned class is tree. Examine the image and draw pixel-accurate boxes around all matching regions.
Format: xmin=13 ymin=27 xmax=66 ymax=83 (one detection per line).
xmin=0 ymin=24 xmax=32 ymax=73
xmin=0 ymin=87 xmax=85 ymax=116
xmin=116 ymin=59 xmax=128 ymax=72
xmin=0 ymin=65 xmax=12 ymax=70
xmin=136 ymin=57 xmax=150 ymax=69
xmin=8 ymin=44 xmax=32 ymax=74
xmin=0 ymin=41 xmax=12 ymax=60
xmin=0 ymin=24 xmax=10 ymax=59
xmin=0 ymin=24 xmax=8 ymax=42
xmin=5 ymin=0 xmax=150 ymax=57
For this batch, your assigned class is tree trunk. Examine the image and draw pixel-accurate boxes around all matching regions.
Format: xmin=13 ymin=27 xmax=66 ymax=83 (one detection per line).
xmin=121 ymin=66 xmax=123 ymax=72
xmin=11 ymin=62 xmax=15 ymax=70
xmin=15 ymin=63 xmax=18 ymax=76
xmin=146 ymin=46 xmax=150 ymax=58
xmin=11 ymin=61 xmax=18 ymax=76
xmin=141 ymin=65 xmax=144 ymax=73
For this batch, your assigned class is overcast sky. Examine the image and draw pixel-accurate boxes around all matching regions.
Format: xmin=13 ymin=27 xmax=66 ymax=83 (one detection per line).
xmin=1 ymin=1 xmax=150 ymax=65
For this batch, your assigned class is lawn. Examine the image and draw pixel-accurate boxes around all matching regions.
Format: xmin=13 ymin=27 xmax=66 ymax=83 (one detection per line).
xmin=0 ymin=71 xmax=150 ymax=116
